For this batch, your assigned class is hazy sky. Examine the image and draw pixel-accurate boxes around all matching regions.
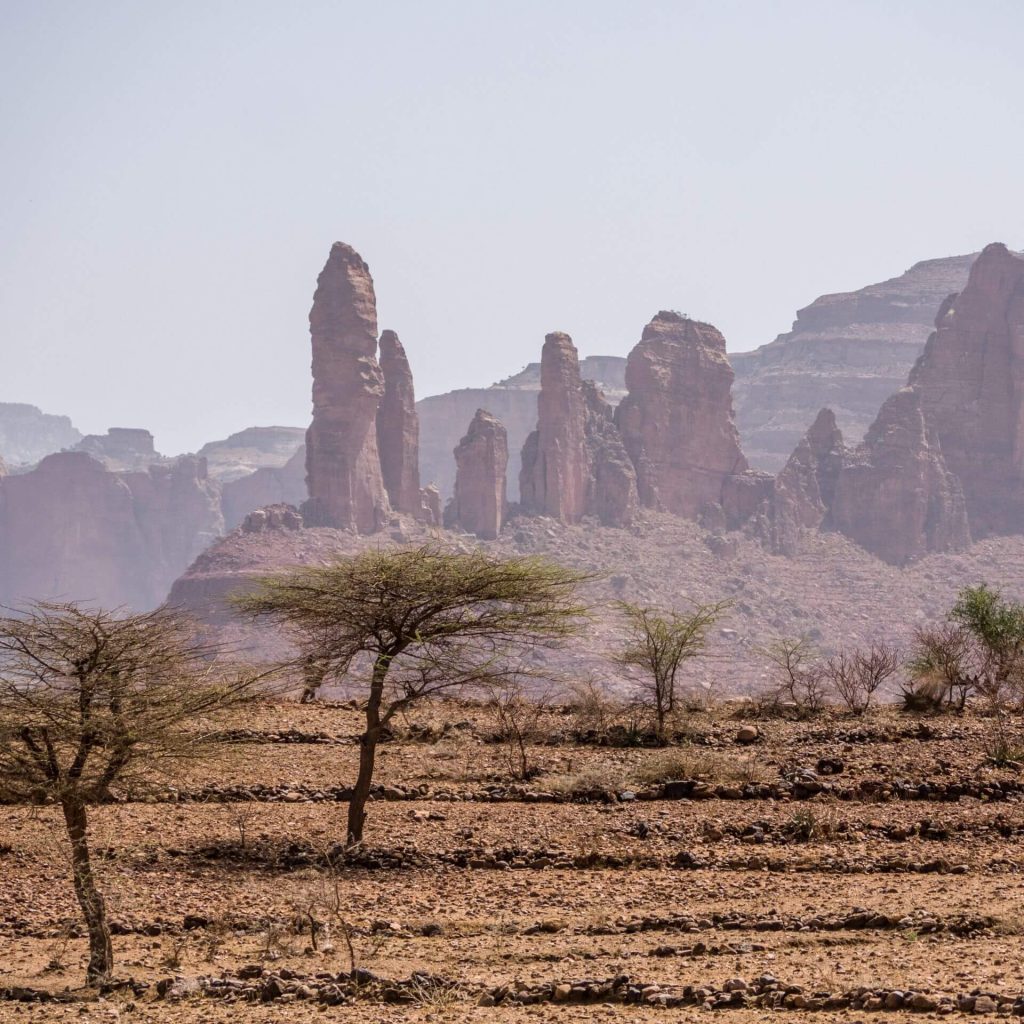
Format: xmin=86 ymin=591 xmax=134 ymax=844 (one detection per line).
xmin=3 ymin=1 xmax=1022 ymax=454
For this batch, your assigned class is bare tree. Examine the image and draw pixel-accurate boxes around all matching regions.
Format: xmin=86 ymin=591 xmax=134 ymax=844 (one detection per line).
xmin=827 ymin=642 xmax=901 ymax=714
xmin=237 ymin=546 xmax=593 ymax=844
xmin=761 ymin=637 xmax=828 ymax=717
xmin=613 ymin=601 xmax=728 ymax=737
xmin=0 ymin=602 xmax=263 ymax=986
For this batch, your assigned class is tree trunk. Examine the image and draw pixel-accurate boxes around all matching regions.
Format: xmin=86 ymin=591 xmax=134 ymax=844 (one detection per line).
xmin=61 ymin=798 xmax=113 ymax=985
xmin=346 ymin=658 xmax=388 ymax=845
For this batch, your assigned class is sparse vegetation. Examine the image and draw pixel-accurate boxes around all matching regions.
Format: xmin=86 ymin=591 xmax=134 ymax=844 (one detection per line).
xmin=0 ymin=602 xmax=263 ymax=986
xmin=238 ymin=546 xmax=593 ymax=843
xmin=613 ymin=600 xmax=729 ymax=737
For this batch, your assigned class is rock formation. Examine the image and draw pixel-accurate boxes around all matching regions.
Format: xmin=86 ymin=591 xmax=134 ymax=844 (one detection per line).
xmin=731 ymin=252 xmax=996 ymax=471
xmin=303 ymin=242 xmax=389 ymax=532
xmin=757 ymin=399 xmax=968 ymax=565
xmin=221 ymin=446 xmax=307 ymax=530
xmin=417 ymin=356 xmax=627 ymax=501
xmin=830 ymin=390 xmax=970 ymax=565
xmin=615 ymin=312 xmax=747 ymax=518
xmin=0 ymin=403 xmax=81 ymax=467
xmin=0 ymin=452 xmax=222 ymax=609
xmin=444 ymin=410 xmax=508 ymax=539
xmin=376 ymin=330 xmax=422 ymax=515
xmin=907 ymin=243 xmax=1024 ymax=537
xmin=519 ymin=333 xmax=637 ymax=526
xmin=765 ymin=408 xmax=847 ymax=553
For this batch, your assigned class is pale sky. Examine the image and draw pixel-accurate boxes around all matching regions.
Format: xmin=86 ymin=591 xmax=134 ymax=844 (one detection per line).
xmin=2 ymin=0 xmax=1022 ymax=454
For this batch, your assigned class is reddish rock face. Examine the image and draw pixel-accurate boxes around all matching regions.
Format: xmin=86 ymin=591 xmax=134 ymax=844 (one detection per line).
xmin=376 ymin=329 xmax=422 ymax=515
xmin=615 ymin=312 xmax=747 ymax=518
xmin=519 ymin=334 xmax=638 ymax=527
xmin=908 ymin=243 xmax=1024 ymax=536
xmin=0 ymin=451 xmax=222 ymax=609
xmin=445 ymin=409 xmax=508 ymax=539
xmin=831 ymin=389 xmax=970 ymax=565
xmin=303 ymin=242 xmax=389 ymax=531
xmin=771 ymin=408 xmax=847 ymax=551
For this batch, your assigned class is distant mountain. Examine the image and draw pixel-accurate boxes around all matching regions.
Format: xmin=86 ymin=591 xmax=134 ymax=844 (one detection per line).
xmin=0 ymin=403 xmax=81 ymax=467
xmin=729 ymin=251 xmax=1022 ymax=472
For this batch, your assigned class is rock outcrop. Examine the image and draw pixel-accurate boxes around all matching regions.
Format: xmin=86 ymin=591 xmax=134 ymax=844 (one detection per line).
xmin=444 ymin=410 xmax=508 ymax=539
xmin=376 ymin=330 xmax=422 ymax=515
xmin=615 ymin=312 xmax=747 ymax=518
xmin=303 ymin=242 xmax=389 ymax=532
xmin=221 ymin=446 xmax=307 ymax=530
xmin=519 ymin=333 xmax=637 ymax=526
xmin=908 ymin=243 xmax=1024 ymax=537
xmin=418 ymin=356 xmax=627 ymax=502
xmin=830 ymin=390 xmax=970 ymax=565
xmin=0 ymin=403 xmax=81 ymax=467
xmin=0 ymin=451 xmax=222 ymax=609
xmin=757 ymin=399 xmax=969 ymax=566
xmin=765 ymin=408 xmax=847 ymax=554
xmin=731 ymin=253 xmax=994 ymax=472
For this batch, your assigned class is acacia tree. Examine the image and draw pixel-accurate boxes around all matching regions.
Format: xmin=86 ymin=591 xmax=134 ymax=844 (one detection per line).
xmin=237 ymin=546 xmax=593 ymax=844
xmin=0 ymin=603 xmax=262 ymax=986
xmin=614 ymin=601 xmax=729 ymax=736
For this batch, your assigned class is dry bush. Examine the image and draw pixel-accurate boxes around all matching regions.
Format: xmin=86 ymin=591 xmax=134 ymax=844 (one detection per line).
xmin=827 ymin=643 xmax=901 ymax=715
xmin=760 ymin=637 xmax=829 ymax=718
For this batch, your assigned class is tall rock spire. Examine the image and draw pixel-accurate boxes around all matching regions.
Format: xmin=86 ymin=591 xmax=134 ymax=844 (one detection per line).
xmin=376 ymin=329 xmax=422 ymax=515
xmin=303 ymin=242 xmax=390 ymax=531
xmin=908 ymin=243 xmax=1024 ymax=536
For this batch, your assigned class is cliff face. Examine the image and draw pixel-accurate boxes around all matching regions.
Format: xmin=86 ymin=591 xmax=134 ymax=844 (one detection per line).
xmin=908 ymin=243 xmax=1024 ymax=537
xmin=830 ymin=390 xmax=970 ymax=565
xmin=221 ymin=446 xmax=307 ymax=530
xmin=417 ymin=356 xmax=627 ymax=502
xmin=376 ymin=330 xmax=422 ymax=515
xmin=444 ymin=409 xmax=508 ymax=540
xmin=303 ymin=242 xmax=390 ymax=531
xmin=519 ymin=334 xmax=638 ymax=527
xmin=0 ymin=451 xmax=222 ymax=609
xmin=731 ymin=253 xmax=993 ymax=472
xmin=615 ymin=312 xmax=747 ymax=518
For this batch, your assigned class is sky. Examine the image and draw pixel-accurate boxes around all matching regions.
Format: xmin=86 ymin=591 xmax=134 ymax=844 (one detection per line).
xmin=2 ymin=0 xmax=1022 ymax=454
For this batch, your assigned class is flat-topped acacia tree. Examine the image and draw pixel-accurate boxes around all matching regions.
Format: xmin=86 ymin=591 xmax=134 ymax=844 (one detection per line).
xmin=0 ymin=603 xmax=263 ymax=986
xmin=237 ymin=546 xmax=593 ymax=844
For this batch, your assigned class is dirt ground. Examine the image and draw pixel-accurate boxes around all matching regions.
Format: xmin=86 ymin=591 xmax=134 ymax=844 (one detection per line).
xmin=3 ymin=698 xmax=1024 ymax=1021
